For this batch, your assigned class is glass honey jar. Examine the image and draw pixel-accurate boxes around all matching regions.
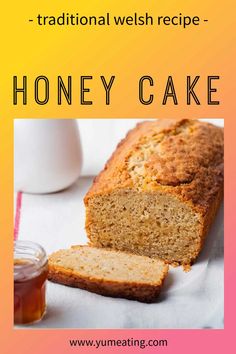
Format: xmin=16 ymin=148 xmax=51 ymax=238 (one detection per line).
xmin=14 ymin=241 xmax=48 ymax=325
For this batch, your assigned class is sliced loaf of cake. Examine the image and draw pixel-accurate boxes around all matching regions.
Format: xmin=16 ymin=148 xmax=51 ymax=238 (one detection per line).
xmin=84 ymin=119 xmax=224 ymax=265
xmin=48 ymin=245 xmax=168 ymax=303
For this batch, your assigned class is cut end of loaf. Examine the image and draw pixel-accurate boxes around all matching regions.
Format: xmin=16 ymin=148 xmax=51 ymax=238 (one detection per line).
xmin=48 ymin=245 xmax=168 ymax=303
xmin=86 ymin=190 xmax=203 ymax=265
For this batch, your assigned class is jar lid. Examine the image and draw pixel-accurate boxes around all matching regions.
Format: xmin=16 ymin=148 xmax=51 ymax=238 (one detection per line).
xmin=14 ymin=240 xmax=48 ymax=281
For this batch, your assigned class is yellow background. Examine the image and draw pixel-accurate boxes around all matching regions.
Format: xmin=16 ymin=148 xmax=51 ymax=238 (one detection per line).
xmin=0 ymin=1 xmax=235 ymax=353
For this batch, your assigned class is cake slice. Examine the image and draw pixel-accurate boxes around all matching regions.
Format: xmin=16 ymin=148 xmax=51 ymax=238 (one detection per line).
xmin=48 ymin=245 xmax=169 ymax=303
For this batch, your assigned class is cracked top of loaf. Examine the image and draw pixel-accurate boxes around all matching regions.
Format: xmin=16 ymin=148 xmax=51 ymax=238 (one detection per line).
xmin=84 ymin=119 xmax=224 ymax=215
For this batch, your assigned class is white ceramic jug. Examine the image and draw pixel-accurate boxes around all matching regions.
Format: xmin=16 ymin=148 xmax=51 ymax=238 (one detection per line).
xmin=14 ymin=119 xmax=82 ymax=193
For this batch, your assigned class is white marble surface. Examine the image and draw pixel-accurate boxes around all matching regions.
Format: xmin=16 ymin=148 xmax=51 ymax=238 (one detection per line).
xmin=15 ymin=177 xmax=224 ymax=329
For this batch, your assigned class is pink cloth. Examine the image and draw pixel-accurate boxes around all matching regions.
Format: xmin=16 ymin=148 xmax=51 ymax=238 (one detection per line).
xmin=14 ymin=192 xmax=22 ymax=240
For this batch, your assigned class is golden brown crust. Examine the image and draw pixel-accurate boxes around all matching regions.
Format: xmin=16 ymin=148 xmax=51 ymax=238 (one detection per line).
xmin=84 ymin=120 xmax=173 ymax=202
xmin=85 ymin=119 xmax=224 ymax=218
xmin=48 ymin=266 xmax=166 ymax=303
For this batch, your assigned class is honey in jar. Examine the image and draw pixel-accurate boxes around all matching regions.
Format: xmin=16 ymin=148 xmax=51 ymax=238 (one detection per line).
xmin=14 ymin=241 xmax=48 ymax=324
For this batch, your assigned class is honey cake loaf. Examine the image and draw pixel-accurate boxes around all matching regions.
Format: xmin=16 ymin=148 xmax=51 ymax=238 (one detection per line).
xmin=84 ymin=119 xmax=224 ymax=265
xmin=48 ymin=245 xmax=169 ymax=303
